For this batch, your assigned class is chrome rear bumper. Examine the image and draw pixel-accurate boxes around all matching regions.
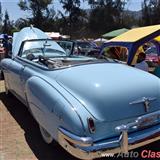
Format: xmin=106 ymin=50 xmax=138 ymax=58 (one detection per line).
xmin=58 ymin=111 xmax=160 ymax=160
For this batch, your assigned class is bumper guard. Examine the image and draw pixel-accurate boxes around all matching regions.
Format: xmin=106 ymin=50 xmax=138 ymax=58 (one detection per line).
xmin=58 ymin=111 xmax=160 ymax=160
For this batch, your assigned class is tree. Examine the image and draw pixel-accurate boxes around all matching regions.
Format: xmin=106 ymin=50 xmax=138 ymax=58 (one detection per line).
xmin=87 ymin=0 xmax=127 ymax=37
xmin=0 ymin=2 xmax=2 ymax=24
xmin=0 ymin=2 xmax=2 ymax=31
xmin=2 ymin=10 xmax=13 ymax=34
xmin=18 ymin=0 xmax=55 ymax=30
xmin=141 ymin=0 xmax=160 ymax=26
xmin=59 ymin=0 xmax=87 ymax=38
xmin=15 ymin=18 xmax=29 ymax=30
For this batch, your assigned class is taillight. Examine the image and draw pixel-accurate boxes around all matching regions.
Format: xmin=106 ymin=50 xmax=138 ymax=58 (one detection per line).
xmin=87 ymin=117 xmax=96 ymax=133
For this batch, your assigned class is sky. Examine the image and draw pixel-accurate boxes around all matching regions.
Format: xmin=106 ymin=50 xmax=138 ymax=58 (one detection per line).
xmin=1 ymin=0 xmax=143 ymax=21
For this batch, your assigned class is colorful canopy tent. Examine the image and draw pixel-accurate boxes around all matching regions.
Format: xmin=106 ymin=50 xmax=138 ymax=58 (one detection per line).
xmin=155 ymin=36 xmax=160 ymax=41
xmin=102 ymin=28 xmax=129 ymax=38
xmin=101 ymin=24 xmax=160 ymax=65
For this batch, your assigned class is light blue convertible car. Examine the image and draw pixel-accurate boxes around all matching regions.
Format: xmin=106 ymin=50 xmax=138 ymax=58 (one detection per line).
xmin=1 ymin=27 xmax=160 ymax=160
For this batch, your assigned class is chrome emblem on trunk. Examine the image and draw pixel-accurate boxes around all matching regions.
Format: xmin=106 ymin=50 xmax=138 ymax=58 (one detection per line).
xmin=129 ymin=97 xmax=157 ymax=112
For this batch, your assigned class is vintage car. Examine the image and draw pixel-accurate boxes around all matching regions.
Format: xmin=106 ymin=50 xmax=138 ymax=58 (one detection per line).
xmin=1 ymin=27 xmax=160 ymax=160
xmin=100 ymin=25 xmax=160 ymax=73
xmin=74 ymin=40 xmax=100 ymax=55
xmin=56 ymin=40 xmax=74 ymax=55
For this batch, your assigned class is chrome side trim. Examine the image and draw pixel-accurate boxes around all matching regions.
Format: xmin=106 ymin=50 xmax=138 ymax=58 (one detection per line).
xmin=130 ymin=97 xmax=157 ymax=112
xmin=58 ymin=128 xmax=93 ymax=147
xmin=115 ymin=110 xmax=160 ymax=132
xmin=129 ymin=97 xmax=157 ymax=105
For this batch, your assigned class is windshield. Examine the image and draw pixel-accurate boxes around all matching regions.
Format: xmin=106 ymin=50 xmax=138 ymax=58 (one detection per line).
xmin=21 ymin=39 xmax=66 ymax=58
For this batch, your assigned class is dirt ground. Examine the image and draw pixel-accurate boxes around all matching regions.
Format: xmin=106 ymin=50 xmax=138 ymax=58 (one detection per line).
xmin=0 ymin=80 xmax=159 ymax=160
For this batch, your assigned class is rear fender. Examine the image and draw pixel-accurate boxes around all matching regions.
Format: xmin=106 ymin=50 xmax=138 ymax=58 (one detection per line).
xmin=25 ymin=76 xmax=84 ymax=140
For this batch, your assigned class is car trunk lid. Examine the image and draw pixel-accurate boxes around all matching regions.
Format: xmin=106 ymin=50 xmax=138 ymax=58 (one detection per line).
xmin=55 ymin=63 xmax=160 ymax=122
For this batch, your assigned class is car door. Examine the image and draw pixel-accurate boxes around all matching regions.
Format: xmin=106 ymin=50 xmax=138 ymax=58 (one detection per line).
xmin=7 ymin=58 xmax=26 ymax=103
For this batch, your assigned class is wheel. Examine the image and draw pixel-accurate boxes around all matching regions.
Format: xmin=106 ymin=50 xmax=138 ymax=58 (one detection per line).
xmin=39 ymin=125 xmax=53 ymax=144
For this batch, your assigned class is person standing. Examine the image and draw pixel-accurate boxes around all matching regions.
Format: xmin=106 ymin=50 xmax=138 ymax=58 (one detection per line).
xmin=135 ymin=52 xmax=149 ymax=72
xmin=2 ymin=34 xmax=9 ymax=57
xmin=2 ymin=34 xmax=12 ymax=58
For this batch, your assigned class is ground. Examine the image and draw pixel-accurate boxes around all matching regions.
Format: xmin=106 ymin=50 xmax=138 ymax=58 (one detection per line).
xmin=0 ymin=80 xmax=159 ymax=160
xmin=0 ymin=80 xmax=76 ymax=160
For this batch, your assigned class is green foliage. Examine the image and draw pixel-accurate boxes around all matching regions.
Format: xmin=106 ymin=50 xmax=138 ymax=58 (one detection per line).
xmin=0 ymin=2 xmax=2 ymax=25
xmin=15 ymin=18 xmax=29 ymax=29
xmin=18 ymin=0 xmax=55 ymax=29
xmin=121 ymin=11 xmax=139 ymax=28
xmin=88 ymin=0 xmax=127 ymax=37
xmin=2 ymin=10 xmax=14 ymax=35
xmin=0 ymin=2 xmax=2 ymax=32
xmin=59 ymin=0 xmax=87 ymax=38
xmin=141 ymin=0 xmax=160 ymax=26
xmin=3 ymin=0 xmax=157 ymax=38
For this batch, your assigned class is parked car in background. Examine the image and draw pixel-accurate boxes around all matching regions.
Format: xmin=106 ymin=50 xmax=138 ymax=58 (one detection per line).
xmin=74 ymin=40 xmax=100 ymax=56
xmin=1 ymin=27 xmax=160 ymax=160
xmin=56 ymin=40 xmax=101 ymax=58
xmin=56 ymin=40 xmax=74 ymax=55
